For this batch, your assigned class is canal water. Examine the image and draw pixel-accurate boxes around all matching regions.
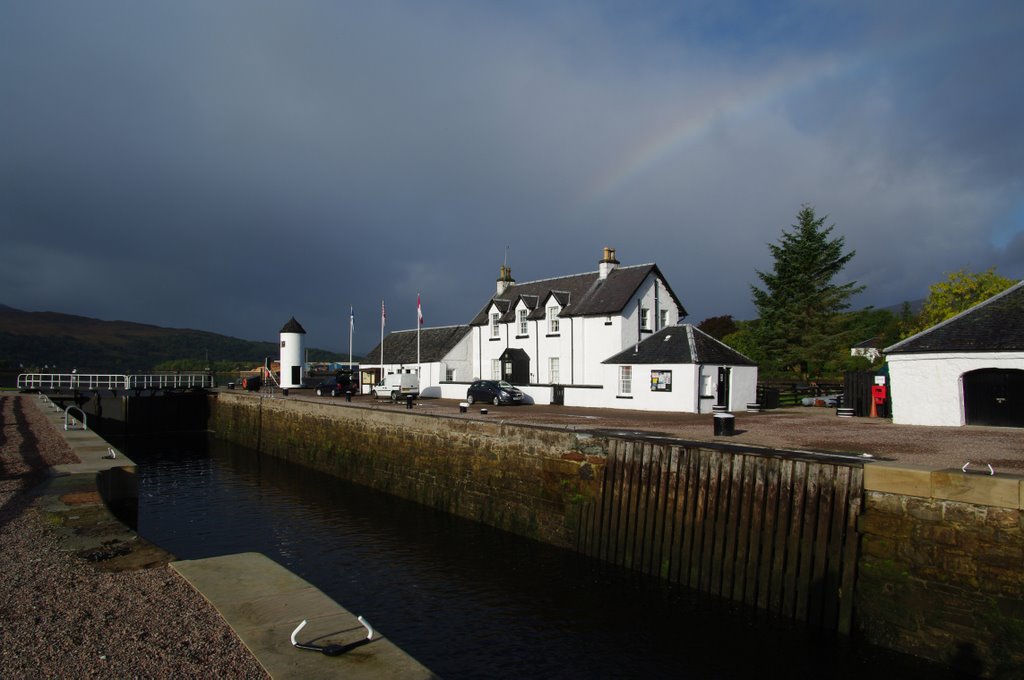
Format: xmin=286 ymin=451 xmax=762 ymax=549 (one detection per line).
xmin=117 ymin=432 xmax=954 ymax=679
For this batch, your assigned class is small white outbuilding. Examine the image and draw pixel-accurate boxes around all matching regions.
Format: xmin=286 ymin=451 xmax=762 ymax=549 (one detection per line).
xmin=279 ymin=317 xmax=306 ymax=389
xmin=884 ymin=281 xmax=1024 ymax=427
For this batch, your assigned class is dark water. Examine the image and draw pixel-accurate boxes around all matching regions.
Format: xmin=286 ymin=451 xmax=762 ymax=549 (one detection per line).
xmin=117 ymin=433 xmax=953 ymax=680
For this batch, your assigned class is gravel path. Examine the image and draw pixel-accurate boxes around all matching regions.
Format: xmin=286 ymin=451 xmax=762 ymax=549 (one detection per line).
xmin=0 ymin=394 xmax=268 ymax=679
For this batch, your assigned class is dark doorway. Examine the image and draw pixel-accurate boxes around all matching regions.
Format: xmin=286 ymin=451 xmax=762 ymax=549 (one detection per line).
xmin=963 ymin=368 xmax=1024 ymax=427
xmin=717 ymin=366 xmax=731 ymax=408
xmin=552 ymin=384 xmax=565 ymax=406
xmin=499 ymin=348 xmax=530 ymax=385
xmin=291 ymin=366 xmax=301 ymax=385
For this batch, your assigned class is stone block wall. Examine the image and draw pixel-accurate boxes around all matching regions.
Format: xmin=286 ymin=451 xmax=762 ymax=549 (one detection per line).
xmin=857 ymin=464 xmax=1024 ymax=677
xmin=209 ymin=392 xmax=607 ymax=549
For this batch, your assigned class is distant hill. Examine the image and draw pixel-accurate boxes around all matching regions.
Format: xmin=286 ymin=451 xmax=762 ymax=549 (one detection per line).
xmin=0 ymin=305 xmax=345 ymax=372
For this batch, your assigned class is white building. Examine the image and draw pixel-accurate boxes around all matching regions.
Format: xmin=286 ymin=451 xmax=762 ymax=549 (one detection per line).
xmin=596 ymin=325 xmax=758 ymax=413
xmin=884 ymin=280 xmax=1024 ymax=427
xmin=278 ymin=317 xmax=306 ymax=389
xmin=468 ymin=248 xmax=687 ymax=389
xmin=361 ymin=325 xmax=472 ymax=398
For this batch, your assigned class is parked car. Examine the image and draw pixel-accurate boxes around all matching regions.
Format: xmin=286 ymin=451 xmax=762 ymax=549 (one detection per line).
xmin=315 ymin=373 xmax=357 ymax=397
xmin=467 ymin=380 xmax=523 ymax=405
xmin=370 ymin=373 xmax=420 ymax=401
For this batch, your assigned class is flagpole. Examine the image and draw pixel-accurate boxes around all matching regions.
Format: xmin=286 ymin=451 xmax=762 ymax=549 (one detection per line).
xmin=380 ymin=299 xmax=386 ymax=380
xmin=348 ymin=305 xmax=353 ymax=373
xmin=417 ymin=292 xmax=421 ymax=377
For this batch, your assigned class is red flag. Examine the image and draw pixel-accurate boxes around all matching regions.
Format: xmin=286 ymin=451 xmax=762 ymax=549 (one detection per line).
xmin=417 ymin=294 xmax=424 ymax=325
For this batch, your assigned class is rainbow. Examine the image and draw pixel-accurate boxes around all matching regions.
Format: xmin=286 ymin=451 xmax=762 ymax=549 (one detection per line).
xmin=572 ymin=56 xmax=847 ymax=216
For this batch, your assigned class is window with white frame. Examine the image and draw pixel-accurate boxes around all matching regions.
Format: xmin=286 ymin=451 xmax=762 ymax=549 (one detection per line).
xmin=491 ymin=359 xmax=501 ymax=379
xmin=640 ymin=307 xmax=650 ymax=330
xmin=547 ymin=306 xmax=560 ymax=334
xmin=445 ymin=367 xmax=456 ymax=381
xmin=490 ymin=312 xmax=500 ymax=338
xmin=518 ymin=309 xmax=529 ymax=336
xmin=660 ymin=309 xmax=669 ymax=330
xmin=619 ymin=366 xmax=632 ymax=395
xmin=548 ymin=357 xmax=560 ymax=384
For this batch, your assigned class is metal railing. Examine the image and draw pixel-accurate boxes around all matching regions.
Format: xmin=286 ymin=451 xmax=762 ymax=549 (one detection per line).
xmin=17 ymin=373 xmax=214 ymax=391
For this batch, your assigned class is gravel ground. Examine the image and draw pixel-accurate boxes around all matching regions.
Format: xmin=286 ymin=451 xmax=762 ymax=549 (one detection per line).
xmin=0 ymin=394 xmax=268 ymax=679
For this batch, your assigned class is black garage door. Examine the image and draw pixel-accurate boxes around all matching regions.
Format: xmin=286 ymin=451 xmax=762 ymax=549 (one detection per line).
xmin=963 ymin=368 xmax=1024 ymax=427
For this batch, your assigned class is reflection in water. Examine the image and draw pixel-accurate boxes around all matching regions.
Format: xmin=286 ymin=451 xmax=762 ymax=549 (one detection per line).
xmin=121 ymin=433 xmax=952 ymax=680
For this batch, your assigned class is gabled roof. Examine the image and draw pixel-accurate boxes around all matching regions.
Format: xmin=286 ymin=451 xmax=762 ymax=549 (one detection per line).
xmin=884 ymin=280 xmax=1024 ymax=354
xmin=603 ymin=325 xmax=756 ymax=366
xmin=280 ymin=317 xmax=306 ymax=334
xmin=469 ymin=263 xmax=688 ymax=326
xmin=363 ymin=325 xmax=471 ymax=364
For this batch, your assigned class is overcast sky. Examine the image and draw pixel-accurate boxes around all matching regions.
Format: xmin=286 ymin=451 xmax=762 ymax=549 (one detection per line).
xmin=2 ymin=1 xmax=1022 ymax=355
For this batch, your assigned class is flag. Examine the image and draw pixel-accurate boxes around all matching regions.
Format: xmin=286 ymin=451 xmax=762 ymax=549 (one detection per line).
xmin=417 ymin=293 xmax=424 ymax=325
xmin=350 ymin=306 xmax=354 ymax=329
xmin=381 ymin=300 xmax=386 ymax=327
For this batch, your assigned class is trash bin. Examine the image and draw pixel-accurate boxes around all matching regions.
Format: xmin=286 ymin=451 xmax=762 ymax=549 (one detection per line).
xmin=714 ymin=413 xmax=735 ymax=436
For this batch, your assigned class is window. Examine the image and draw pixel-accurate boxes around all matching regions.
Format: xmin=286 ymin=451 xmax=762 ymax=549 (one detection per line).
xmin=547 ymin=306 xmax=560 ymax=334
xmin=518 ymin=309 xmax=529 ymax=336
xmin=445 ymin=368 xmax=456 ymax=381
xmin=491 ymin=313 xmax=500 ymax=338
xmin=640 ymin=307 xmax=650 ymax=330
xmin=491 ymin=359 xmax=501 ymax=380
xmin=619 ymin=366 xmax=632 ymax=395
xmin=549 ymin=357 xmax=560 ymax=384
xmin=660 ymin=309 xmax=669 ymax=330
xmin=280 ymin=340 xmax=286 ymax=348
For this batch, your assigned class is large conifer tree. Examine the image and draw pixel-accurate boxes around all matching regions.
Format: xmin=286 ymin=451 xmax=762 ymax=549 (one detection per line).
xmin=751 ymin=205 xmax=863 ymax=379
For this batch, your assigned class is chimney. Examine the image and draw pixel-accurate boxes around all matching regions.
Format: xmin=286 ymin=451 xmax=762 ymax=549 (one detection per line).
xmin=496 ymin=264 xmax=515 ymax=296
xmin=598 ymin=247 xmax=620 ymax=279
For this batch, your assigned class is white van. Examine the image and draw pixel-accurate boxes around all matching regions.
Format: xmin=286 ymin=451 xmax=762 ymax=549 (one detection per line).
xmin=371 ymin=373 xmax=420 ymax=401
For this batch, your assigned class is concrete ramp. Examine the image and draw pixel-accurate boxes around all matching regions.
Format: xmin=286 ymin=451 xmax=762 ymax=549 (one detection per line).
xmin=171 ymin=552 xmax=438 ymax=680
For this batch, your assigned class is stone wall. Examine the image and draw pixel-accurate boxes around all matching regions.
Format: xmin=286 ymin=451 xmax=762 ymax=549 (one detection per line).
xmin=209 ymin=392 xmax=606 ymax=548
xmin=857 ymin=464 xmax=1024 ymax=676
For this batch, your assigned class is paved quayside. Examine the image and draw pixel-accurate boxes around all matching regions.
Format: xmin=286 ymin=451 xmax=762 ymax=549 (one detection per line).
xmin=172 ymin=552 xmax=438 ymax=679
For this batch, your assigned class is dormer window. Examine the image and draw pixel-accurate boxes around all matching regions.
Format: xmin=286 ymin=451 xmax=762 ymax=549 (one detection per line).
xmin=640 ymin=307 xmax=651 ymax=331
xmin=491 ymin=312 xmax=501 ymax=338
xmin=518 ymin=309 xmax=529 ymax=336
xmin=660 ymin=309 xmax=669 ymax=330
xmin=547 ymin=306 xmax=560 ymax=334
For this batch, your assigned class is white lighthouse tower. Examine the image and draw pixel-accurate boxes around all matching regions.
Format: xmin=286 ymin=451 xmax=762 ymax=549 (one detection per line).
xmin=279 ymin=317 xmax=306 ymax=389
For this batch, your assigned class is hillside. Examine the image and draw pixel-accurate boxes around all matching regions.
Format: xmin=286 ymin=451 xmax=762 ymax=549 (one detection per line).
xmin=0 ymin=305 xmax=343 ymax=372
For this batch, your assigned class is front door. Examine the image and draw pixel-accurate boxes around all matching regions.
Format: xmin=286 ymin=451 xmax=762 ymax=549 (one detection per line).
xmin=964 ymin=368 xmax=1024 ymax=427
xmin=717 ymin=367 xmax=731 ymax=409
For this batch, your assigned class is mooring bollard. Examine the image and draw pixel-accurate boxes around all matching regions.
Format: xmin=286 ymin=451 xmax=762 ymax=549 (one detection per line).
xmin=713 ymin=412 xmax=735 ymax=436
xmin=406 ymin=394 xmax=414 ymax=409
xmin=345 ymin=391 xmax=352 ymax=402
xmin=459 ymin=402 xmax=468 ymax=413
xmin=480 ymin=408 xmax=488 ymax=415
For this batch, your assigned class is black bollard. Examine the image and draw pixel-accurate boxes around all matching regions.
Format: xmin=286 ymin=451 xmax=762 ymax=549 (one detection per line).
xmin=406 ymin=394 xmax=414 ymax=409
xmin=713 ymin=413 xmax=735 ymax=436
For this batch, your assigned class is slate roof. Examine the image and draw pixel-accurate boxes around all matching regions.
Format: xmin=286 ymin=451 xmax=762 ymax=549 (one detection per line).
xmin=884 ymin=280 xmax=1024 ymax=354
xmin=280 ymin=317 xmax=306 ymax=334
xmin=362 ymin=325 xmax=471 ymax=364
xmin=603 ymin=325 xmax=756 ymax=366
xmin=469 ymin=264 xmax=688 ymax=326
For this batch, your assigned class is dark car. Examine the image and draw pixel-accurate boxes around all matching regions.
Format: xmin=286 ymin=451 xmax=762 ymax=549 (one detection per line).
xmin=315 ymin=372 xmax=357 ymax=397
xmin=467 ymin=379 xmax=523 ymax=405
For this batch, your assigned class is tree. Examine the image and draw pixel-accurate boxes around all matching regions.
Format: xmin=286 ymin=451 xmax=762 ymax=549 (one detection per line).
xmin=751 ymin=205 xmax=864 ymax=380
xmin=697 ymin=314 xmax=738 ymax=340
xmin=903 ymin=267 xmax=1017 ymax=337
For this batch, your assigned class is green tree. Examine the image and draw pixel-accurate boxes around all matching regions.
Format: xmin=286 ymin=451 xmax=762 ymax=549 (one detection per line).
xmin=751 ymin=205 xmax=864 ymax=380
xmin=697 ymin=314 xmax=738 ymax=340
xmin=903 ymin=267 xmax=1017 ymax=337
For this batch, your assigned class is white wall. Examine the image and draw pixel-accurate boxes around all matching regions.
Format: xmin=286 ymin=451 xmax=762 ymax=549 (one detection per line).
xmin=279 ymin=332 xmax=304 ymax=388
xmin=888 ymin=351 xmax=1024 ymax=426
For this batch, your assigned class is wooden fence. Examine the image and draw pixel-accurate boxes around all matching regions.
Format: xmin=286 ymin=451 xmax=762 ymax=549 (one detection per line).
xmin=575 ymin=440 xmax=863 ymax=633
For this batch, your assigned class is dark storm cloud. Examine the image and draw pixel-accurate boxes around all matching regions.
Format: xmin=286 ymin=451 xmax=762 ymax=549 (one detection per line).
xmin=2 ymin=1 xmax=1022 ymax=353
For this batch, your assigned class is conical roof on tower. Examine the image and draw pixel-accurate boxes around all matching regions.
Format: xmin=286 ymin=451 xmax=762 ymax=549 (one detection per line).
xmin=280 ymin=317 xmax=307 ymax=334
